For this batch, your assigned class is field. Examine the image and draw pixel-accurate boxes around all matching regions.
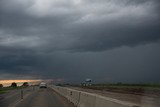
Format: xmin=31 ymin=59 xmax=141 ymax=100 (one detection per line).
xmin=79 ymin=83 xmax=160 ymax=96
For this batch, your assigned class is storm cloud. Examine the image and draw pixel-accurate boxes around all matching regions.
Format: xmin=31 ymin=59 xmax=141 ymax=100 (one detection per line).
xmin=0 ymin=0 xmax=160 ymax=83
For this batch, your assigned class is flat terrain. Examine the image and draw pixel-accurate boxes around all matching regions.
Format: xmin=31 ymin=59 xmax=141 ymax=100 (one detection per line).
xmin=0 ymin=86 xmax=75 ymax=107
xmin=70 ymin=85 xmax=160 ymax=107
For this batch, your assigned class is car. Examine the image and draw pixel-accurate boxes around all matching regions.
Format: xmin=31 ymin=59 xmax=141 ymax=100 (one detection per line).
xmin=39 ymin=82 xmax=47 ymax=88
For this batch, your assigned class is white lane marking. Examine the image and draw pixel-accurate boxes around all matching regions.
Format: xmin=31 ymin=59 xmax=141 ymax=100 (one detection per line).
xmin=10 ymin=89 xmax=34 ymax=107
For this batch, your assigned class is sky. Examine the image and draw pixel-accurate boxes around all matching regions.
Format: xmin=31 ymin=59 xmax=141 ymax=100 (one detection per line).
xmin=0 ymin=0 xmax=160 ymax=83
xmin=0 ymin=80 xmax=41 ymax=87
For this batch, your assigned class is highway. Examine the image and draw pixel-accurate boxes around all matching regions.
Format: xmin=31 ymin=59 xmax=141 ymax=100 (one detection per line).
xmin=0 ymin=87 xmax=75 ymax=107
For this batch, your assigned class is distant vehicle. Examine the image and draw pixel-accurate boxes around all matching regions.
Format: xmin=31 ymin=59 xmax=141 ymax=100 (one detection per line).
xmin=39 ymin=82 xmax=47 ymax=88
xmin=84 ymin=78 xmax=92 ymax=86
xmin=85 ymin=79 xmax=92 ymax=82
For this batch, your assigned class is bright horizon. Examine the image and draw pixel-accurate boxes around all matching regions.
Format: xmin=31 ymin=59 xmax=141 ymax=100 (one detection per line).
xmin=0 ymin=79 xmax=42 ymax=87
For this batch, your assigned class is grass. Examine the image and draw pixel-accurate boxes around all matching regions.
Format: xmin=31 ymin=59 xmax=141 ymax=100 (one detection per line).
xmin=0 ymin=90 xmax=7 ymax=94
xmin=78 ymin=83 xmax=160 ymax=96
xmin=82 ymin=83 xmax=160 ymax=89
xmin=0 ymin=86 xmax=27 ymax=94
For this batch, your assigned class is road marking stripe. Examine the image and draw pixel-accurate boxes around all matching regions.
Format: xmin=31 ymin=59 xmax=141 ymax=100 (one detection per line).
xmin=10 ymin=91 xmax=33 ymax=107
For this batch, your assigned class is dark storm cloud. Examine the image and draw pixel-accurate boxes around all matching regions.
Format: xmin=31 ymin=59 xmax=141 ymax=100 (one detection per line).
xmin=0 ymin=0 xmax=160 ymax=52
xmin=0 ymin=0 xmax=160 ymax=82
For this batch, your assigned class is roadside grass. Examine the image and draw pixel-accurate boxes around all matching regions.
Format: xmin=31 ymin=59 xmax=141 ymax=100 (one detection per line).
xmin=0 ymin=86 xmax=27 ymax=94
xmin=0 ymin=90 xmax=7 ymax=94
xmin=79 ymin=83 xmax=160 ymax=96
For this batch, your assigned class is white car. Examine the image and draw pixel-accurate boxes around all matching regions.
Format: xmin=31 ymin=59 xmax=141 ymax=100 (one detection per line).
xmin=39 ymin=82 xmax=47 ymax=88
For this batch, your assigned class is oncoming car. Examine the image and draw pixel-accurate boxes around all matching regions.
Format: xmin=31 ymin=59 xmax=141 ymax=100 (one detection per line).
xmin=39 ymin=82 xmax=47 ymax=88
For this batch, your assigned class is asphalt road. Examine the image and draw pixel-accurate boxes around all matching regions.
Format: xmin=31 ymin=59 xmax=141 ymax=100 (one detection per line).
xmin=0 ymin=87 xmax=75 ymax=107
xmin=0 ymin=87 xmax=33 ymax=107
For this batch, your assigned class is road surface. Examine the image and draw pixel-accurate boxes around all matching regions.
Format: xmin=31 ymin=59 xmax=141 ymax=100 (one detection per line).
xmin=0 ymin=87 xmax=75 ymax=107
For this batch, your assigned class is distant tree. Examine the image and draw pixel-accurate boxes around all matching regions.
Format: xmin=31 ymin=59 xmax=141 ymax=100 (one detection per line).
xmin=11 ymin=82 xmax=17 ymax=87
xmin=22 ymin=82 xmax=29 ymax=87
xmin=0 ymin=84 xmax=3 ymax=88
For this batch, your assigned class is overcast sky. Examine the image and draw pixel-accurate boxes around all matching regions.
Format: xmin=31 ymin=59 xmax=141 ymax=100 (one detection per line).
xmin=0 ymin=0 xmax=160 ymax=83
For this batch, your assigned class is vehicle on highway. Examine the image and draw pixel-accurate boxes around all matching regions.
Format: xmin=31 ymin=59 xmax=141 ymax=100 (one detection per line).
xmin=39 ymin=82 xmax=47 ymax=88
